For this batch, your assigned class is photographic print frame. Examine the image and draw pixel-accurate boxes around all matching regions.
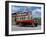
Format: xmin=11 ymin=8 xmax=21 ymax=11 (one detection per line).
xmin=5 ymin=1 xmax=45 ymax=36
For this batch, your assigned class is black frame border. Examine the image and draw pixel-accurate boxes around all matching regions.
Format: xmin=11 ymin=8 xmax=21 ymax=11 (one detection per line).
xmin=5 ymin=1 xmax=45 ymax=36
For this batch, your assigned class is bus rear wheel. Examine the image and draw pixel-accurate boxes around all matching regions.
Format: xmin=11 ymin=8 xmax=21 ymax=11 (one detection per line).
xmin=16 ymin=22 xmax=19 ymax=25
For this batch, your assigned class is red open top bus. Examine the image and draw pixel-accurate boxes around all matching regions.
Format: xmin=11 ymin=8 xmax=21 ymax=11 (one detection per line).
xmin=15 ymin=12 xmax=38 ymax=27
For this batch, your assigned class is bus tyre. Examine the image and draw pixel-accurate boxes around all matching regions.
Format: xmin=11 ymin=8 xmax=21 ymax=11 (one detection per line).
xmin=16 ymin=22 xmax=19 ymax=25
xmin=35 ymin=23 xmax=38 ymax=27
xmin=19 ymin=23 xmax=22 ymax=26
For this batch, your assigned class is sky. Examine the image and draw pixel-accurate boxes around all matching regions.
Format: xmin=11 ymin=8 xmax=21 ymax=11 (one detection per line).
xmin=11 ymin=5 xmax=41 ymax=17
xmin=11 ymin=5 xmax=41 ymax=13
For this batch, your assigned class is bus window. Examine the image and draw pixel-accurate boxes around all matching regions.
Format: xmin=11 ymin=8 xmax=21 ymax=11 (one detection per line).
xmin=28 ymin=15 xmax=32 ymax=20
xmin=20 ymin=16 xmax=22 ymax=20
xmin=25 ymin=16 xmax=28 ymax=20
xmin=16 ymin=17 xmax=20 ymax=20
xmin=24 ymin=16 xmax=25 ymax=20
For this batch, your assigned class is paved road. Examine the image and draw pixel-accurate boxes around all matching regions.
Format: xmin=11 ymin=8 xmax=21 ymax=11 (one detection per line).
xmin=12 ymin=25 xmax=41 ymax=31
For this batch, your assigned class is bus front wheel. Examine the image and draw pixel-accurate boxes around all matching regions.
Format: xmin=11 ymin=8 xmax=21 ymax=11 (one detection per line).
xmin=34 ymin=23 xmax=38 ymax=27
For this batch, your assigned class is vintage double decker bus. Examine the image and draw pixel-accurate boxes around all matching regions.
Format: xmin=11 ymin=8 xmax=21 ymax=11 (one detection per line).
xmin=15 ymin=12 xmax=38 ymax=27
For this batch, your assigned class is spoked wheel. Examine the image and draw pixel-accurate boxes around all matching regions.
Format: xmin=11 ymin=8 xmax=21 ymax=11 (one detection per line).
xmin=16 ymin=22 xmax=19 ymax=25
xmin=35 ymin=23 xmax=38 ymax=27
xmin=21 ymin=23 xmax=26 ymax=27
xmin=19 ymin=23 xmax=23 ymax=26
